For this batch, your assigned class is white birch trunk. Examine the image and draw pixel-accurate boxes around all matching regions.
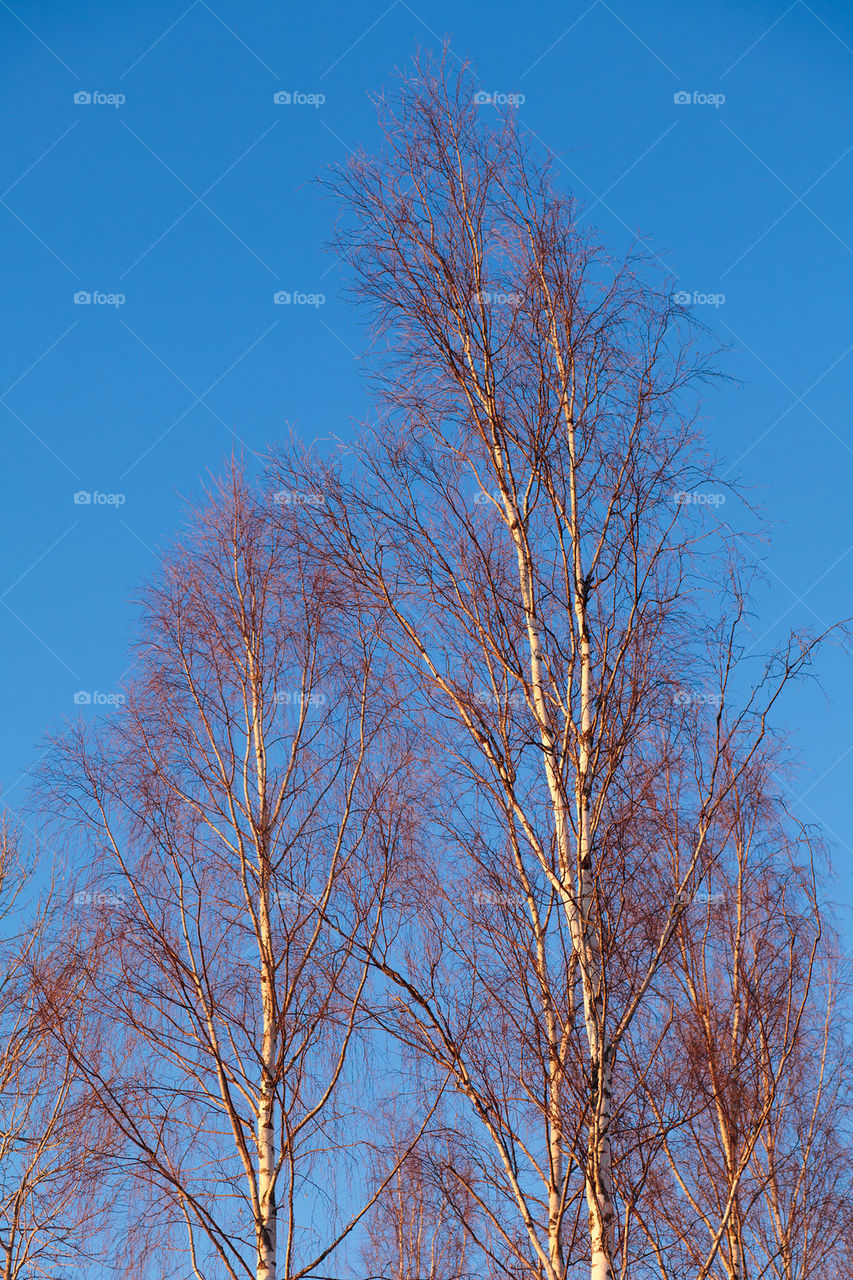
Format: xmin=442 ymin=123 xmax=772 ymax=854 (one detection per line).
xmin=256 ymin=1080 xmax=277 ymax=1280
xmin=256 ymin=919 xmax=277 ymax=1280
xmin=567 ymin=409 xmax=616 ymax=1280
xmin=252 ymin=652 xmax=277 ymax=1280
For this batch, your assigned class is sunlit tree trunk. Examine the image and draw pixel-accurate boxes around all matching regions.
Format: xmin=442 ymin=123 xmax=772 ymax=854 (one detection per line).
xmin=271 ymin=51 xmax=830 ymax=1280
xmin=41 ymin=469 xmax=413 ymax=1280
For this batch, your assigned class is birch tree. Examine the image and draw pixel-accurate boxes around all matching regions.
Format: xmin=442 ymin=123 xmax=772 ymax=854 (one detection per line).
xmin=270 ymin=53 xmax=830 ymax=1280
xmin=623 ymin=761 xmax=847 ymax=1280
xmin=361 ymin=1127 xmax=477 ymax=1280
xmin=0 ymin=817 xmax=107 ymax=1280
xmin=41 ymin=469 xmax=417 ymax=1280
xmin=747 ymin=972 xmax=853 ymax=1280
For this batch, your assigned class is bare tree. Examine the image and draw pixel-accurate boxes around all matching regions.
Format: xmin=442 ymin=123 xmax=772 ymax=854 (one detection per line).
xmin=361 ymin=1123 xmax=476 ymax=1280
xmin=747 ymin=964 xmax=853 ymax=1280
xmin=40 ymin=468 xmax=420 ymax=1280
xmin=0 ymin=816 xmax=107 ymax=1279
xmin=26 ymin=52 xmax=846 ymax=1280
xmin=270 ymin=53 xmax=832 ymax=1280
xmin=623 ymin=760 xmax=848 ymax=1280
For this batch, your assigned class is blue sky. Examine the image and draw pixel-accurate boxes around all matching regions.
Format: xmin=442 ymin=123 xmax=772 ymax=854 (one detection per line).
xmin=1 ymin=0 xmax=851 ymax=928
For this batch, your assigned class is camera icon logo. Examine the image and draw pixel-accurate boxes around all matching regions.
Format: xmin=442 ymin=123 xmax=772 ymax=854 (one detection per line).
xmin=273 ymin=291 xmax=291 ymax=304
xmin=673 ymin=91 xmax=692 ymax=105
xmin=674 ymin=290 xmax=691 ymax=304
xmin=273 ymin=91 xmax=291 ymax=104
xmin=473 ymin=91 xmax=491 ymax=104
xmin=74 ymin=90 xmax=92 ymax=104
xmin=74 ymin=290 xmax=91 ymax=304
xmin=73 ymin=490 xmax=92 ymax=504
xmin=73 ymin=691 xmax=92 ymax=705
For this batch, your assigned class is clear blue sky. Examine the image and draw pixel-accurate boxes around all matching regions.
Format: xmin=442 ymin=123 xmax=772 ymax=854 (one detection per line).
xmin=2 ymin=0 xmax=851 ymax=932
